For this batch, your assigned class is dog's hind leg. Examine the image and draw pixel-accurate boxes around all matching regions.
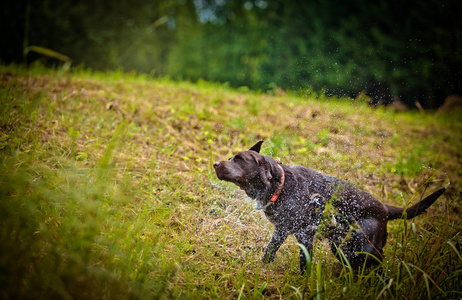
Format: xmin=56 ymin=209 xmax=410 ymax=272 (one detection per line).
xmin=294 ymin=230 xmax=316 ymax=274
xmin=357 ymin=217 xmax=387 ymax=267
xmin=335 ymin=217 xmax=387 ymax=268
xmin=262 ymin=229 xmax=289 ymax=264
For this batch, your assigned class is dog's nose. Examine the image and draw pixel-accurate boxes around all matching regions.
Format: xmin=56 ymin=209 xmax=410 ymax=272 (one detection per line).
xmin=213 ymin=162 xmax=220 ymax=168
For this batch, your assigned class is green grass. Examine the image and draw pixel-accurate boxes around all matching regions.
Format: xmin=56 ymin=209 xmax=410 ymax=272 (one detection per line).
xmin=1 ymin=63 xmax=461 ymax=299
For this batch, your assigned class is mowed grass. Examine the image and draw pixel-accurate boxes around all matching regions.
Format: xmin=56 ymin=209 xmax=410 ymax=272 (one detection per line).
xmin=1 ymin=64 xmax=461 ymax=299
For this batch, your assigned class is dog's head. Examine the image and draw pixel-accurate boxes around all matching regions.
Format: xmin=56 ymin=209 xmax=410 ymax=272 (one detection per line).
xmin=213 ymin=141 xmax=273 ymax=193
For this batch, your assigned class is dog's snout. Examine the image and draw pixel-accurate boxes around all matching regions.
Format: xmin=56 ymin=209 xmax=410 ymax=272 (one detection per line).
xmin=213 ymin=162 xmax=221 ymax=168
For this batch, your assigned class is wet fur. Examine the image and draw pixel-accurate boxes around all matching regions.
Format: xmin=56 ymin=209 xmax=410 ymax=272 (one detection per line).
xmin=213 ymin=141 xmax=446 ymax=273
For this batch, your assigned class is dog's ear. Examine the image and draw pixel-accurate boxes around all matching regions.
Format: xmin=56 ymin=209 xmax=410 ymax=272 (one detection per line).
xmin=258 ymin=157 xmax=272 ymax=187
xmin=249 ymin=141 xmax=264 ymax=153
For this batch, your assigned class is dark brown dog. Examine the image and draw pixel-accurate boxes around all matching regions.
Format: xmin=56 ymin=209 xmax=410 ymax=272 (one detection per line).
xmin=213 ymin=141 xmax=446 ymax=273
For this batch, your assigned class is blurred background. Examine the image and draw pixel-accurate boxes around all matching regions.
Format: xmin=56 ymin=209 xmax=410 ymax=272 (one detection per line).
xmin=1 ymin=0 xmax=461 ymax=108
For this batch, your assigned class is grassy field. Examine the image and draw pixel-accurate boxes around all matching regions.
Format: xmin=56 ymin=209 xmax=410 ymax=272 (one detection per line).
xmin=1 ymin=64 xmax=461 ymax=299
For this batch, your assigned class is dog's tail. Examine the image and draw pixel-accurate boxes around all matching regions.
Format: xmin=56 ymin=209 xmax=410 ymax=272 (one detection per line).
xmin=386 ymin=188 xmax=446 ymax=220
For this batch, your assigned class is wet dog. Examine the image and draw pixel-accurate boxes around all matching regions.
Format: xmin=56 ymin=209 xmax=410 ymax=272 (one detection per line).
xmin=213 ymin=141 xmax=446 ymax=273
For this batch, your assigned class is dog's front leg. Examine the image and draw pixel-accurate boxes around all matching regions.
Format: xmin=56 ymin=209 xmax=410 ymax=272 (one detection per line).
xmin=262 ymin=229 xmax=288 ymax=264
xmin=294 ymin=230 xmax=316 ymax=274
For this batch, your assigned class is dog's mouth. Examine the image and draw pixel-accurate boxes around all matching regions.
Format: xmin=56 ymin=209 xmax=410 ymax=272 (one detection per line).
xmin=213 ymin=161 xmax=244 ymax=185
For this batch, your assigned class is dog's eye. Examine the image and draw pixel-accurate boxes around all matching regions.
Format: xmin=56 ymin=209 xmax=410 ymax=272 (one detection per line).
xmin=234 ymin=155 xmax=243 ymax=161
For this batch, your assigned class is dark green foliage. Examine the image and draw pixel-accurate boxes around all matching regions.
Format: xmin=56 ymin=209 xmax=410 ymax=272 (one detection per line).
xmin=1 ymin=0 xmax=461 ymax=108
xmin=170 ymin=0 xmax=461 ymax=107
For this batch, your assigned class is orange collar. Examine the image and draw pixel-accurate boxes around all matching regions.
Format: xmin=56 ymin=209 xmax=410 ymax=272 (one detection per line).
xmin=270 ymin=163 xmax=285 ymax=202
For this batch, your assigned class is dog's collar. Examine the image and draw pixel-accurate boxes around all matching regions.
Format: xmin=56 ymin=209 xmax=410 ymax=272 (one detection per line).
xmin=270 ymin=163 xmax=285 ymax=202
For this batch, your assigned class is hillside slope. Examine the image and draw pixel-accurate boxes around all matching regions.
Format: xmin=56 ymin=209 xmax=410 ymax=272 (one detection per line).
xmin=1 ymin=65 xmax=461 ymax=299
